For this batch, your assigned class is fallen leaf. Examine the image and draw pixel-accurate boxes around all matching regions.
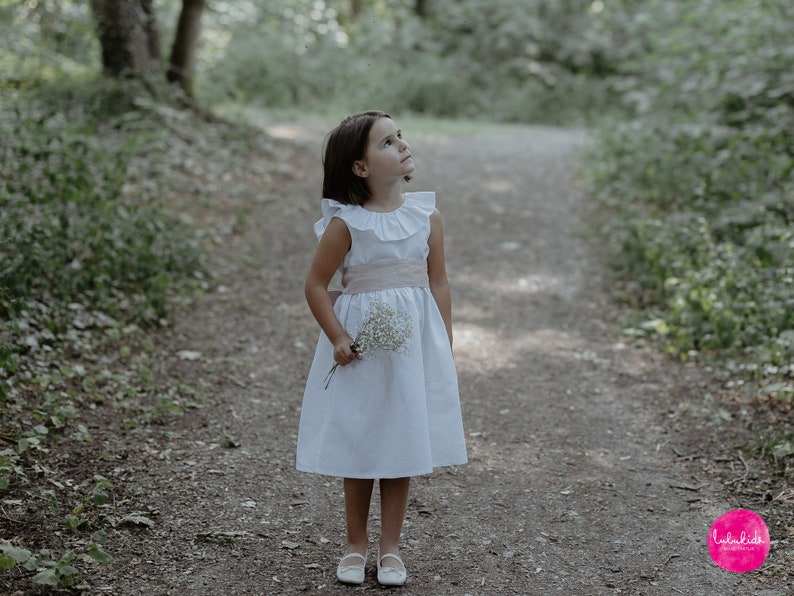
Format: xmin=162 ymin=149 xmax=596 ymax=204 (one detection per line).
xmin=120 ymin=514 xmax=155 ymax=527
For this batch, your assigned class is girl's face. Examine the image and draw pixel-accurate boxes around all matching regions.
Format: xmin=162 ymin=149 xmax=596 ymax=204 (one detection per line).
xmin=354 ymin=117 xmax=413 ymax=182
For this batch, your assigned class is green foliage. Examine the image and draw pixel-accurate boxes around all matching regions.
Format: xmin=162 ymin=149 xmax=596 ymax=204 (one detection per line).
xmin=1 ymin=537 xmax=111 ymax=589
xmin=756 ymin=431 xmax=794 ymax=468
xmin=0 ymin=341 xmax=15 ymax=404
xmin=0 ymin=15 xmax=224 ymax=587
xmin=0 ymin=0 xmax=651 ymax=124
xmin=0 ymin=102 xmax=202 ymax=326
xmin=0 ymin=97 xmax=206 ymax=554
xmin=0 ymin=543 xmax=37 ymax=574
xmin=0 ymin=448 xmax=25 ymax=490
xmin=32 ymin=550 xmax=79 ymax=587
xmin=197 ymin=0 xmax=630 ymax=124
xmin=0 ymin=0 xmax=98 ymax=87
xmin=0 ymin=77 xmax=208 ymax=501
xmin=587 ymin=1 xmax=794 ymax=386
xmin=0 ymin=454 xmax=122 ymax=588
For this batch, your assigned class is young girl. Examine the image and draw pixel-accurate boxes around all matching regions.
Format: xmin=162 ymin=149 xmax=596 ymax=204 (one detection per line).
xmin=296 ymin=111 xmax=467 ymax=586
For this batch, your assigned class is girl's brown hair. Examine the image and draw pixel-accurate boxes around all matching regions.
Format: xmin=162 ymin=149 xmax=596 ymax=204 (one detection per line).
xmin=322 ymin=110 xmax=409 ymax=205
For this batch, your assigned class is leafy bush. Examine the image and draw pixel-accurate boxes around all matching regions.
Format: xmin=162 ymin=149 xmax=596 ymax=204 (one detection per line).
xmin=587 ymin=1 xmax=794 ymax=380
xmin=0 ymin=487 xmax=114 ymax=589
xmin=0 ymin=77 xmax=209 ymax=495
xmin=0 ymin=0 xmax=98 ymax=89
xmin=0 ymin=100 xmax=202 ymax=327
xmin=197 ymin=0 xmax=628 ymax=124
xmin=0 ymin=76 xmax=214 ymax=592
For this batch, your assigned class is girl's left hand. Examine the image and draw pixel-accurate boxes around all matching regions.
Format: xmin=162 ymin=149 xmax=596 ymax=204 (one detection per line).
xmin=332 ymin=334 xmax=360 ymax=366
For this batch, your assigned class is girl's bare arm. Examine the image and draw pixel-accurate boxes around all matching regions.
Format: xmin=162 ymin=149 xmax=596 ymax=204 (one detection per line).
xmin=427 ymin=209 xmax=453 ymax=347
xmin=304 ymin=217 xmax=358 ymax=365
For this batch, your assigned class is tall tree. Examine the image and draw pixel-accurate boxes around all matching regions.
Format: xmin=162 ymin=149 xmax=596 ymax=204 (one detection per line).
xmin=349 ymin=0 xmax=364 ymax=22
xmin=90 ymin=0 xmax=204 ymax=99
xmin=90 ymin=0 xmax=160 ymax=76
xmin=167 ymin=0 xmax=205 ymax=98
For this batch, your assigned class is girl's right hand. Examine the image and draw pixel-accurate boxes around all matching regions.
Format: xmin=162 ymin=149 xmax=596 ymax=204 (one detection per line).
xmin=332 ymin=334 xmax=359 ymax=366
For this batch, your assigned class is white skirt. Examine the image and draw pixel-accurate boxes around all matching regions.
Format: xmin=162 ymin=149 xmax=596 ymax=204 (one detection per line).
xmin=296 ymin=286 xmax=468 ymax=479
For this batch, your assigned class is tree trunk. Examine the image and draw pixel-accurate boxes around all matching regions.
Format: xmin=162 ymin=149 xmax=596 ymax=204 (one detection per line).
xmin=90 ymin=0 xmax=160 ymax=76
xmin=415 ymin=0 xmax=428 ymax=19
xmin=167 ymin=0 xmax=205 ymax=98
xmin=141 ymin=0 xmax=160 ymax=61
xmin=350 ymin=0 xmax=364 ymax=21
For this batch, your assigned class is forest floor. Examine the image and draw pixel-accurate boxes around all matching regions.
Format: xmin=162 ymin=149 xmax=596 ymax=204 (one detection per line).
xmin=5 ymin=117 xmax=792 ymax=594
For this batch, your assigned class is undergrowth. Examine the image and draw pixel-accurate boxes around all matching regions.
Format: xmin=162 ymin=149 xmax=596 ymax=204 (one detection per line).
xmin=0 ymin=77 xmax=274 ymax=590
xmin=586 ymin=1 xmax=793 ymax=479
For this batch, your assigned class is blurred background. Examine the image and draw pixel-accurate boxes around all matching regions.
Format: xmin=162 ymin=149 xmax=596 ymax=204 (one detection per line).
xmin=1 ymin=1 xmax=792 ymax=589
xmin=4 ymin=0 xmax=792 ymax=381
xmin=2 ymin=0 xmax=658 ymax=123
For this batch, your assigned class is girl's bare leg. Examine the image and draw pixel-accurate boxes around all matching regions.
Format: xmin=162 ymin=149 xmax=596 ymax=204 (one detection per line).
xmin=342 ymin=478 xmax=374 ymax=559
xmin=378 ymin=477 xmax=410 ymax=569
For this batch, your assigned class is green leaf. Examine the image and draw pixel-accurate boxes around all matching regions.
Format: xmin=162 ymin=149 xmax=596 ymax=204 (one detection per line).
xmin=59 ymin=564 xmax=79 ymax=579
xmin=65 ymin=514 xmax=80 ymax=532
xmin=87 ymin=543 xmax=112 ymax=565
xmin=0 ymin=543 xmax=33 ymax=564
xmin=640 ymin=318 xmax=670 ymax=336
xmin=139 ymin=366 xmax=154 ymax=384
xmin=57 ymin=549 xmax=75 ymax=565
xmin=0 ymin=555 xmax=16 ymax=571
xmin=90 ymin=475 xmax=111 ymax=506
xmin=771 ymin=441 xmax=794 ymax=460
xmin=33 ymin=568 xmax=59 ymax=586
xmin=82 ymin=376 xmax=97 ymax=393
xmin=91 ymin=491 xmax=108 ymax=506
xmin=43 ymin=488 xmax=59 ymax=508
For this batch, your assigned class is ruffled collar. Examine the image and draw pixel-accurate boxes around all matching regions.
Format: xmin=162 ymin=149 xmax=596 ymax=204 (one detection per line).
xmin=313 ymin=192 xmax=435 ymax=241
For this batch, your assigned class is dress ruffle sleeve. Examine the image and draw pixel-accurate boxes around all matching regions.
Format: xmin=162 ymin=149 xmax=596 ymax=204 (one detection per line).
xmin=312 ymin=198 xmax=345 ymax=240
xmin=313 ymin=192 xmax=436 ymax=241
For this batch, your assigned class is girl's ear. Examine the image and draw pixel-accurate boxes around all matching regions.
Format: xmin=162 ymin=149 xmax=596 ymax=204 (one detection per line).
xmin=352 ymin=160 xmax=368 ymax=178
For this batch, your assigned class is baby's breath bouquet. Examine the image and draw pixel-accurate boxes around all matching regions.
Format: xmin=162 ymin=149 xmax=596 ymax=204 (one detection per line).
xmin=324 ymin=300 xmax=414 ymax=390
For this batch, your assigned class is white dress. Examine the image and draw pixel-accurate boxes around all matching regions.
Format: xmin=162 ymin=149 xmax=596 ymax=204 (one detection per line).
xmin=296 ymin=192 xmax=468 ymax=479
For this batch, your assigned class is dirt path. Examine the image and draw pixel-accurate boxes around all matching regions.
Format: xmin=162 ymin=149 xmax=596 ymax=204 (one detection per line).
xmin=90 ymin=122 xmax=785 ymax=594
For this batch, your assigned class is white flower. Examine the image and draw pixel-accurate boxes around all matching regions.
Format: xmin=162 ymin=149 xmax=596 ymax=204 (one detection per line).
xmin=324 ymin=300 xmax=413 ymax=390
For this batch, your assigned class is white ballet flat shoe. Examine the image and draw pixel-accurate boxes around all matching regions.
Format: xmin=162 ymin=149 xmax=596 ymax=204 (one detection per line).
xmin=377 ymin=551 xmax=407 ymax=586
xmin=336 ymin=551 xmax=367 ymax=584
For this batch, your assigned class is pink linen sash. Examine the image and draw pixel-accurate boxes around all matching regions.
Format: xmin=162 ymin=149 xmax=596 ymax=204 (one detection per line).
xmin=341 ymin=259 xmax=429 ymax=295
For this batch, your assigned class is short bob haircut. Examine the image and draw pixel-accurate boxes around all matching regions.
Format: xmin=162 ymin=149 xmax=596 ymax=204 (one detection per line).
xmin=322 ymin=110 xmax=410 ymax=206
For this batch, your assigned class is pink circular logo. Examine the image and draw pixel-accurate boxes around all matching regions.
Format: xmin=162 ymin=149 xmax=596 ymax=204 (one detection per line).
xmin=708 ymin=509 xmax=770 ymax=573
